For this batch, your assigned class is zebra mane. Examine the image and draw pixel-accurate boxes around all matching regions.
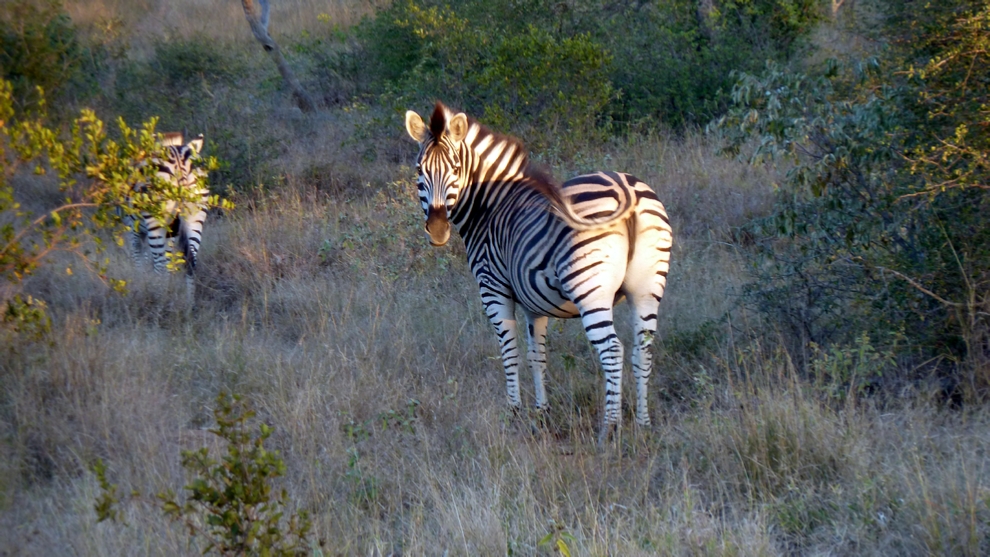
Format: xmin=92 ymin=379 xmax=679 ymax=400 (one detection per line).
xmin=430 ymin=102 xmax=630 ymax=230
xmin=459 ymin=114 xmax=570 ymax=215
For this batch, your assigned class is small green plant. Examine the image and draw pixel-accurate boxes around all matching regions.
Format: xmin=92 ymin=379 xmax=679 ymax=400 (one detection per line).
xmin=810 ymin=332 xmax=897 ymax=403
xmin=376 ymin=398 xmax=420 ymax=433
xmin=92 ymin=458 xmax=123 ymax=525
xmin=158 ymin=392 xmax=312 ymax=556
xmin=538 ymin=521 xmax=576 ymax=556
xmin=2 ymin=294 xmax=50 ymax=341
xmin=344 ymin=447 xmax=380 ymax=509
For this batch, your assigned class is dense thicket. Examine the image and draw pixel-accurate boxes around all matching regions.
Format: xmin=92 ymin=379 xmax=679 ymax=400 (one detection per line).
xmin=348 ymin=0 xmax=820 ymax=142
xmin=715 ymin=0 xmax=990 ymax=392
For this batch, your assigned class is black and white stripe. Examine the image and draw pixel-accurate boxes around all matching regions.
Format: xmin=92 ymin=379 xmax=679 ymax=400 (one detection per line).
xmin=405 ymin=102 xmax=672 ymax=434
xmin=122 ymin=132 xmax=209 ymax=280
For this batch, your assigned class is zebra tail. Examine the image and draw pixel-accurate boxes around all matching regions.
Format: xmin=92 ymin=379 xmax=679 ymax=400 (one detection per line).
xmin=541 ymin=182 xmax=637 ymax=232
xmin=524 ymin=166 xmax=636 ymax=231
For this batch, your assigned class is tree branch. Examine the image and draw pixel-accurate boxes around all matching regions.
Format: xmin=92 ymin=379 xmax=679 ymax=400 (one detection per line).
xmin=240 ymin=0 xmax=317 ymax=113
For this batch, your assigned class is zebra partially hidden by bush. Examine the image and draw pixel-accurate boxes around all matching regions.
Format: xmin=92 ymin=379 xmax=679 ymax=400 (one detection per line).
xmin=404 ymin=102 xmax=673 ymax=441
xmin=121 ymin=132 xmax=209 ymax=288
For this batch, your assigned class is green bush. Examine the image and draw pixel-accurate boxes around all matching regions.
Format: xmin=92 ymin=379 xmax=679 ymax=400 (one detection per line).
xmin=0 ymin=0 xmax=92 ymax=111
xmin=0 ymin=79 xmax=231 ymax=326
xmin=351 ymin=0 xmax=614 ymax=152
xmin=159 ymin=393 xmax=312 ymax=556
xmin=343 ymin=0 xmax=820 ymax=138
xmin=713 ymin=1 xmax=990 ymax=389
xmin=115 ymin=37 xmax=247 ymax=127
xmin=97 ymin=392 xmax=313 ymax=556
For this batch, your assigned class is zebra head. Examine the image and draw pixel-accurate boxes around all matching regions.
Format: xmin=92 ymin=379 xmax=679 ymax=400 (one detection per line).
xmin=405 ymin=102 xmax=469 ymax=247
xmin=157 ymin=133 xmax=205 ymax=187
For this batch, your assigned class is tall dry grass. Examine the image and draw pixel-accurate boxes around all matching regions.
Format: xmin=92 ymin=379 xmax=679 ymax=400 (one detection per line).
xmin=64 ymin=0 xmax=385 ymax=49
xmin=3 ymin=126 xmax=990 ymax=555
xmin=3 ymin=2 xmax=990 ymax=554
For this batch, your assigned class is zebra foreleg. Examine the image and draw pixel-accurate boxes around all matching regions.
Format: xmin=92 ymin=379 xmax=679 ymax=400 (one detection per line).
xmin=485 ymin=297 xmax=524 ymax=409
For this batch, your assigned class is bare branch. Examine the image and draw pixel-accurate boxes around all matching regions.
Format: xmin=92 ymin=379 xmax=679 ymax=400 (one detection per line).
xmin=240 ymin=0 xmax=317 ymax=113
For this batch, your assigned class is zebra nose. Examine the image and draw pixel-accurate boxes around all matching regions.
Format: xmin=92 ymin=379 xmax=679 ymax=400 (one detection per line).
xmin=425 ymin=206 xmax=451 ymax=247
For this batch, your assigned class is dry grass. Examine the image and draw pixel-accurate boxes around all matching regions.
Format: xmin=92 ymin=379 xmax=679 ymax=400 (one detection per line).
xmin=3 ymin=127 xmax=990 ymax=555
xmin=64 ymin=0 xmax=385 ymax=49
xmin=3 ymin=2 xmax=990 ymax=554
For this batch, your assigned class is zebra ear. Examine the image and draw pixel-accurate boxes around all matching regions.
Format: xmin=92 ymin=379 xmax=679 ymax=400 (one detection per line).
xmin=405 ymin=111 xmax=427 ymax=143
xmin=187 ymin=135 xmax=204 ymax=155
xmin=447 ymin=113 xmax=468 ymax=143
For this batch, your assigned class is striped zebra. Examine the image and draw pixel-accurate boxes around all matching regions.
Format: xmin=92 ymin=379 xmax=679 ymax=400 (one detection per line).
xmin=122 ymin=132 xmax=209 ymax=283
xmin=404 ymin=102 xmax=672 ymax=439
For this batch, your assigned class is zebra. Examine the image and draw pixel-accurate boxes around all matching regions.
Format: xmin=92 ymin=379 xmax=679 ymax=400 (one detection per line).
xmin=122 ymin=132 xmax=209 ymax=285
xmin=404 ymin=102 xmax=672 ymax=440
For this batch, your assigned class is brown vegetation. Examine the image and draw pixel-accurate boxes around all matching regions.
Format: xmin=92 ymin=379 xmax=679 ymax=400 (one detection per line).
xmin=2 ymin=1 xmax=990 ymax=555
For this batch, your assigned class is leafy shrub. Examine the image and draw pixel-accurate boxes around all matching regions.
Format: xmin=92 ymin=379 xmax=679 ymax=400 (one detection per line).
xmin=356 ymin=0 xmax=614 ymax=152
xmin=0 ymin=0 xmax=92 ymax=111
xmin=97 ymin=392 xmax=313 ymax=556
xmin=713 ymin=0 xmax=990 ymax=389
xmin=342 ymin=0 xmax=821 ymax=140
xmin=0 ymin=80 xmax=231 ymax=324
xmin=158 ymin=393 xmax=312 ymax=556
xmin=115 ymin=37 xmax=247 ymax=126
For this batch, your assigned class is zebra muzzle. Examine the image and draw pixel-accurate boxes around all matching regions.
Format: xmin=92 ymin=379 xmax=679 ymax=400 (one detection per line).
xmin=425 ymin=206 xmax=451 ymax=247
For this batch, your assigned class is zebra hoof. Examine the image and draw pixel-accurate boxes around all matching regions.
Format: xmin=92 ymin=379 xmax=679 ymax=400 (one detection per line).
xmin=597 ymin=421 xmax=621 ymax=448
xmin=527 ymin=407 xmax=553 ymax=437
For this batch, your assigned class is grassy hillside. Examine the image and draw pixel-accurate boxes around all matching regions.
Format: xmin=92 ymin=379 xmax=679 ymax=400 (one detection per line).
xmin=2 ymin=0 xmax=990 ymax=555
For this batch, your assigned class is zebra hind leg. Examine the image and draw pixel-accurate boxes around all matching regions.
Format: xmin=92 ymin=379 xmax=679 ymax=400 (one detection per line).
xmin=631 ymin=296 xmax=661 ymax=427
xmin=523 ymin=312 xmax=553 ymax=434
xmin=177 ymin=209 xmax=206 ymax=304
xmin=578 ymin=307 xmax=624 ymax=445
xmin=144 ymin=214 xmax=169 ymax=273
xmin=483 ymin=296 xmax=524 ymax=410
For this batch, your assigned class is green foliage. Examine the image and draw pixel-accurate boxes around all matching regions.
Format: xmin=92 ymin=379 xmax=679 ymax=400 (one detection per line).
xmin=2 ymin=294 xmax=51 ymax=342
xmin=0 ymin=0 xmax=90 ymax=111
xmin=537 ymin=522 xmax=576 ymax=556
xmin=159 ymin=392 xmax=312 ymax=556
xmin=0 ymin=79 xmax=230 ymax=326
xmin=115 ymin=37 xmax=247 ymax=127
xmin=360 ymin=0 xmax=614 ymax=152
xmin=713 ymin=0 xmax=990 ymax=386
xmin=342 ymin=0 xmax=822 ymax=141
xmin=92 ymin=458 xmax=122 ymax=525
xmin=810 ymin=332 xmax=898 ymax=403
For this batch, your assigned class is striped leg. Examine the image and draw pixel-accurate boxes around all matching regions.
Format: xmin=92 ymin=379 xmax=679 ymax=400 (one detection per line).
xmin=122 ymin=214 xmax=145 ymax=263
xmin=177 ymin=206 xmax=207 ymax=276
xmin=144 ymin=213 xmax=169 ymax=273
xmin=581 ymin=308 xmax=624 ymax=430
xmin=524 ymin=312 xmax=549 ymax=410
xmin=631 ymin=297 xmax=661 ymax=426
xmin=484 ymin=292 xmax=523 ymax=408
